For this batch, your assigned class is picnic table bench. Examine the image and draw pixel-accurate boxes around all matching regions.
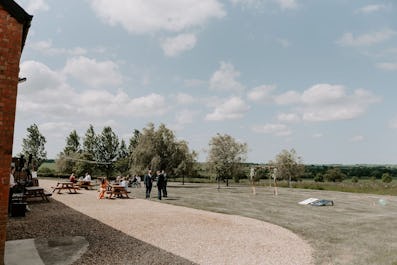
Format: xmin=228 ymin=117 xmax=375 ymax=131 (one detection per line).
xmin=52 ymin=182 xmax=78 ymax=194
xmin=77 ymin=180 xmax=96 ymax=190
xmin=107 ymin=184 xmax=129 ymax=199
xmin=24 ymin=186 xmax=51 ymax=202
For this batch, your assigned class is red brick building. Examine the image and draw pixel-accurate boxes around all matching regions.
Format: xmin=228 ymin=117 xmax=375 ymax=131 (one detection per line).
xmin=0 ymin=0 xmax=32 ymax=263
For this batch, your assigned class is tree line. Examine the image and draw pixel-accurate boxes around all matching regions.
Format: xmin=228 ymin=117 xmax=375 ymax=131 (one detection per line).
xmin=19 ymin=123 xmax=395 ymax=184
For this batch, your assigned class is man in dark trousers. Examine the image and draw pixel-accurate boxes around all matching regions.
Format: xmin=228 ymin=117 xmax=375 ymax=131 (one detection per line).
xmin=156 ymin=170 xmax=165 ymax=200
xmin=144 ymin=169 xmax=153 ymax=199
xmin=162 ymin=170 xmax=168 ymax=197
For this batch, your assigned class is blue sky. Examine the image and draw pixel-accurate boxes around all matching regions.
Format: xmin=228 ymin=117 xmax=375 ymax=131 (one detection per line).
xmin=12 ymin=0 xmax=397 ymax=164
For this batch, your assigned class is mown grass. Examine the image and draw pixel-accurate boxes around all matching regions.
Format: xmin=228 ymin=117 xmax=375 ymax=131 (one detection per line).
xmin=283 ymin=179 xmax=397 ymax=196
xmin=139 ymin=183 xmax=397 ymax=265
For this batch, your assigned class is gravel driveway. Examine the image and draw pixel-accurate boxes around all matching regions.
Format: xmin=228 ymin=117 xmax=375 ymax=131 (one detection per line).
xmin=10 ymin=179 xmax=314 ymax=265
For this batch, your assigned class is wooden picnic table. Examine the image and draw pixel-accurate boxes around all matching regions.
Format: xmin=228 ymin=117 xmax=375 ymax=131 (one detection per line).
xmin=52 ymin=182 xmax=78 ymax=194
xmin=77 ymin=180 xmax=96 ymax=190
xmin=24 ymin=186 xmax=50 ymax=202
xmin=107 ymin=184 xmax=129 ymax=199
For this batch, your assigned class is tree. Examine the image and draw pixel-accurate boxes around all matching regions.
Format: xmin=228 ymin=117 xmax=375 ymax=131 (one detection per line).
xmin=129 ymin=123 xmax=197 ymax=178
xmin=64 ymin=130 xmax=81 ymax=155
xmin=79 ymin=125 xmax=98 ymax=175
xmin=115 ymin=139 xmax=129 ymax=175
xmin=271 ymin=149 xmax=304 ymax=188
xmin=207 ymin=133 xmax=248 ymax=189
xmin=95 ymin=126 xmax=120 ymax=178
xmin=22 ymin=123 xmax=47 ymax=169
xmin=56 ymin=130 xmax=81 ymax=174
xmin=324 ymin=167 xmax=345 ymax=182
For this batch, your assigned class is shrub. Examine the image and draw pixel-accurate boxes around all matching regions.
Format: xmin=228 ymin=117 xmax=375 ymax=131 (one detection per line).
xmin=38 ymin=166 xmax=54 ymax=174
xmin=382 ymin=173 xmax=393 ymax=183
xmin=351 ymin=176 xmax=359 ymax=183
xmin=324 ymin=168 xmax=345 ymax=182
xmin=314 ymin=173 xmax=324 ymax=182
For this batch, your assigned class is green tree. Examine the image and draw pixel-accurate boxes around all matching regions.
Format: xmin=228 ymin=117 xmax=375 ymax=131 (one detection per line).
xmin=271 ymin=149 xmax=304 ymax=188
xmin=130 ymin=123 xmax=197 ymax=178
xmin=79 ymin=125 xmax=98 ymax=175
xmin=95 ymin=126 xmax=120 ymax=178
xmin=381 ymin=173 xmax=393 ymax=183
xmin=324 ymin=167 xmax=345 ymax=182
xmin=64 ymin=130 xmax=81 ymax=155
xmin=56 ymin=130 xmax=82 ymax=174
xmin=22 ymin=123 xmax=47 ymax=169
xmin=207 ymin=133 xmax=248 ymax=189
xmin=115 ymin=139 xmax=129 ymax=175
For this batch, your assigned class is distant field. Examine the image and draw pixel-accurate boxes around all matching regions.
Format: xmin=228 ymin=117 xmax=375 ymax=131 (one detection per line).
xmin=136 ymin=183 xmax=397 ymax=265
xmin=39 ymin=162 xmax=57 ymax=171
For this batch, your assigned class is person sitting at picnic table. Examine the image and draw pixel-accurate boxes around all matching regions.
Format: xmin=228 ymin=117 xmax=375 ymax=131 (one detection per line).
xmin=83 ymin=172 xmax=91 ymax=182
xmin=69 ymin=173 xmax=76 ymax=183
xmin=120 ymin=177 xmax=128 ymax=191
xmin=98 ymin=177 xmax=109 ymax=199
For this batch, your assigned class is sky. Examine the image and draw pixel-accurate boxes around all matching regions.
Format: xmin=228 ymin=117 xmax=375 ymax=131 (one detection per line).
xmin=12 ymin=0 xmax=397 ymax=164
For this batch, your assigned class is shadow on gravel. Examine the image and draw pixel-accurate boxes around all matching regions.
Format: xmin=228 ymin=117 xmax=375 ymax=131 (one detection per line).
xmin=7 ymin=198 xmax=196 ymax=265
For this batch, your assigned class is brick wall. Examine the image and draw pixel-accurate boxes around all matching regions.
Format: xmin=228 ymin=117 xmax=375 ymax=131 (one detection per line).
xmin=0 ymin=5 xmax=23 ymax=262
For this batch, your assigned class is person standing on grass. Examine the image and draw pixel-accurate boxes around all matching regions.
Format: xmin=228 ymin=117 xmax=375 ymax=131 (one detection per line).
xmin=144 ymin=169 xmax=153 ymax=199
xmin=156 ymin=170 xmax=165 ymax=200
xmin=162 ymin=170 xmax=168 ymax=197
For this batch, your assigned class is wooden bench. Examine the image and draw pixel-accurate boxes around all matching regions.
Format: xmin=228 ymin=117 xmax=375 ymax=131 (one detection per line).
xmin=107 ymin=185 xmax=129 ymax=198
xmin=77 ymin=181 xmax=97 ymax=190
xmin=24 ymin=186 xmax=50 ymax=202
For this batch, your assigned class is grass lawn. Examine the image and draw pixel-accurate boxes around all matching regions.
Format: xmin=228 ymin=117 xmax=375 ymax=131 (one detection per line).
xmin=135 ymin=183 xmax=397 ymax=265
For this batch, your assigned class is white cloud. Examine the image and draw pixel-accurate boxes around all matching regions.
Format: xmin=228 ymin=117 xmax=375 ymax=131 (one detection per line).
xmin=269 ymin=84 xmax=381 ymax=122
xmin=205 ymin=97 xmax=249 ymax=121
xmin=247 ymin=85 xmax=276 ymax=102
xmin=300 ymin=84 xmax=381 ymax=122
xmin=63 ymin=56 xmax=122 ymax=88
xmin=376 ymin=62 xmax=397 ymax=71
xmin=175 ymin=93 xmax=195 ymax=105
xmin=277 ymin=112 xmax=300 ymax=123
xmin=337 ymin=29 xmax=396 ymax=47
xmin=18 ymin=60 xmax=168 ymax=121
xmin=88 ymin=0 xmax=225 ymax=34
xmin=230 ymin=0 xmax=297 ymax=10
xmin=301 ymin=84 xmax=346 ymax=104
xmin=175 ymin=109 xmax=197 ymax=125
xmin=24 ymin=0 xmax=49 ymax=14
xmin=29 ymin=40 xmax=87 ymax=56
xmin=210 ymin=62 xmax=245 ymax=93
xmin=19 ymin=60 xmax=65 ymax=93
xmin=161 ymin=33 xmax=197 ymax=57
xmin=355 ymin=4 xmax=387 ymax=14
xmin=252 ymin=123 xmax=292 ymax=136
xmin=274 ymin=90 xmax=301 ymax=105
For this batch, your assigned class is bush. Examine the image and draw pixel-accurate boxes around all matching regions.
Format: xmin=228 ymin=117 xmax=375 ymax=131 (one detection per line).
xmin=324 ymin=168 xmax=345 ymax=182
xmin=38 ymin=166 xmax=54 ymax=174
xmin=351 ymin=176 xmax=359 ymax=183
xmin=382 ymin=173 xmax=393 ymax=183
xmin=314 ymin=173 xmax=324 ymax=182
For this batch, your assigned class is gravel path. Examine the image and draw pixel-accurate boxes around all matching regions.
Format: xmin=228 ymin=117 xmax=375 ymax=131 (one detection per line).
xmin=30 ymin=179 xmax=313 ymax=264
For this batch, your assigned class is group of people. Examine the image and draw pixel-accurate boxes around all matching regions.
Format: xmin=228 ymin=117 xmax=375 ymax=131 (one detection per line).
xmin=144 ymin=169 xmax=168 ymax=200
xmin=69 ymin=172 xmax=91 ymax=183
xmin=68 ymin=170 xmax=168 ymax=200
